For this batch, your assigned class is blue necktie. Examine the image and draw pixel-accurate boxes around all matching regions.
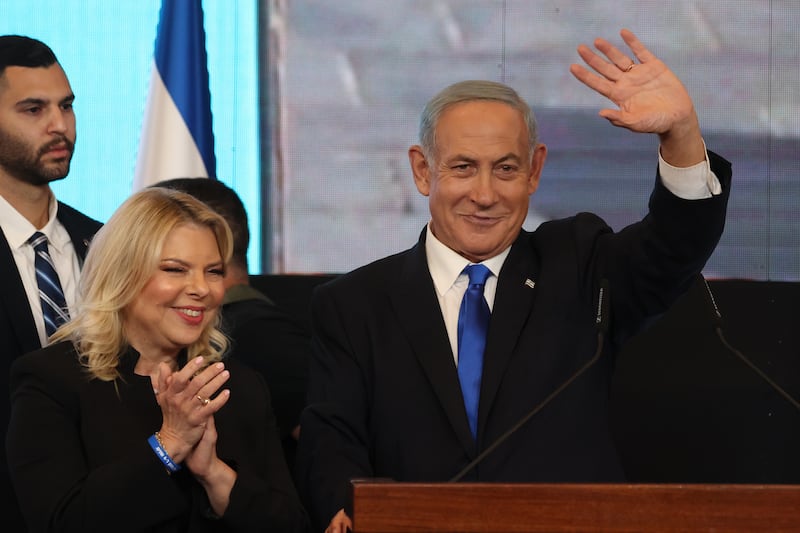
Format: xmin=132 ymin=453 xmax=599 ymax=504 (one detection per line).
xmin=457 ymin=264 xmax=492 ymax=439
xmin=28 ymin=232 xmax=69 ymax=337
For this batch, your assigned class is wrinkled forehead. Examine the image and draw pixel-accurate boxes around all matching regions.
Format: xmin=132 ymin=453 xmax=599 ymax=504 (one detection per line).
xmin=434 ymin=101 xmax=530 ymax=150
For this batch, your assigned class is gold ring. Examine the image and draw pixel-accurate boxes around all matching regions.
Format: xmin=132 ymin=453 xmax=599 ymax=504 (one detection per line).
xmin=196 ymin=395 xmax=210 ymax=406
xmin=624 ymin=63 xmax=635 ymax=72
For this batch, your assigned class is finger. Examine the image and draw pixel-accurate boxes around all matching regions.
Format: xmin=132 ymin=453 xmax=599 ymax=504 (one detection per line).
xmin=170 ymin=356 xmax=206 ymax=391
xmin=327 ymin=509 xmax=351 ymax=533
xmin=207 ymin=389 xmax=231 ymax=412
xmin=156 ymin=362 xmax=171 ymax=395
xmin=192 ymin=388 xmax=231 ymax=414
xmin=591 ymin=37 xmax=636 ymax=73
xmin=576 ymin=43 xmax=624 ymax=81
xmin=205 ymin=413 xmax=217 ymax=435
xmin=598 ymin=108 xmax=626 ymax=127
xmin=195 ymin=367 xmax=231 ymax=401
xmin=620 ymin=28 xmax=656 ymax=64
xmin=192 ymin=390 xmax=229 ymax=414
xmin=188 ymin=361 xmax=228 ymax=397
xmin=569 ymin=63 xmax=614 ymax=100
xmin=196 ymin=414 xmax=217 ymax=445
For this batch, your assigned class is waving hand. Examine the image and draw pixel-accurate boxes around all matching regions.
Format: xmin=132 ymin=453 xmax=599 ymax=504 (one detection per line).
xmin=570 ymin=29 xmax=705 ymax=167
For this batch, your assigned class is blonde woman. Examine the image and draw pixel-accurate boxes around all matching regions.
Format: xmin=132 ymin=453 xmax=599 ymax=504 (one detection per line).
xmin=7 ymin=188 xmax=308 ymax=532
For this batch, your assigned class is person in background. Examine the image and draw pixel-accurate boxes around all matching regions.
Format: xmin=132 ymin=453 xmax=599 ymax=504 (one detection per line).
xmin=7 ymin=188 xmax=308 ymax=532
xmin=155 ymin=177 xmax=310 ymax=469
xmin=0 ymin=35 xmax=101 ymax=531
xmin=296 ymin=29 xmax=731 ymax=532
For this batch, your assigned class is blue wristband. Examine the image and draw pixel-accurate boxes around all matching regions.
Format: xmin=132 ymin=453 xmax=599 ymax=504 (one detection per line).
xmin=148 ymin=433 xmax=182 ymax=473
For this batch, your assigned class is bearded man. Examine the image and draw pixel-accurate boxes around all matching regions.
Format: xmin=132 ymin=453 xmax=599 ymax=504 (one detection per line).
xmin=0 ymin=35 xmax=101 ymax=531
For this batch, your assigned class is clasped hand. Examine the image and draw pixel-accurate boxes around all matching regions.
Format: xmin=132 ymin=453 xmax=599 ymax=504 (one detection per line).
xmin=154 ymin=356 xmax=231 ymax=475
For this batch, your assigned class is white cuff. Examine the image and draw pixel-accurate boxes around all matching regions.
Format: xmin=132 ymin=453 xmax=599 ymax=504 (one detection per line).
xmin=658 ymin=140 xmax=722 ymax=199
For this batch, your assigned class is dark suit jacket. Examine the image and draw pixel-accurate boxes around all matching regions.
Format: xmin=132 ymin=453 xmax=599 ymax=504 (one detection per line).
xmin=296 ymin=152 xmax=732 ymax=528
xmin=221 ymin=284 xmax=310 ymax=469
xmin=6 ymin=341 xmax=309 ymax=533
xmin=0 ymin=201 xmax=101 ymax=531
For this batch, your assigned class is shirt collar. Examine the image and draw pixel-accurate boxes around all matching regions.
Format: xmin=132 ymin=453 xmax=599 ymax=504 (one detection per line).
xmin=425 ymin=222 xmax=511 ymax=297
xmin=0 ymin=192 xmax=62 ymax=251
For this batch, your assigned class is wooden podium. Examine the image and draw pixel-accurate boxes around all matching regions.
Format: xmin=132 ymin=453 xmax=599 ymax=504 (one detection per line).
xmin=350 ymin=480 xmax=800 ymax=532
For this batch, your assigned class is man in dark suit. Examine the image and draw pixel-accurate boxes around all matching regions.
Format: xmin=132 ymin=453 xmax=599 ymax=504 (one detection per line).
xmin=0 ymin=35 xmax=101 ymax=530
xmin=296 ymin=30 xmax=732 ymax=532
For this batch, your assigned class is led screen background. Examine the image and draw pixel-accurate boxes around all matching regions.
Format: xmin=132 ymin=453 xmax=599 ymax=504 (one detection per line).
xmin=3 ymin=1 xmax=798 ymax=280
xmin=0 ymin=1 xmax=262 ymax=270
xmin=273 ymin=1 xmax=799 ymax=280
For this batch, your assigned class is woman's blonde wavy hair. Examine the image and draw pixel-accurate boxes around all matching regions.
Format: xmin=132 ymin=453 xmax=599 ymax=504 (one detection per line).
xmin=51 ymin=187 xmax=233 ymax=381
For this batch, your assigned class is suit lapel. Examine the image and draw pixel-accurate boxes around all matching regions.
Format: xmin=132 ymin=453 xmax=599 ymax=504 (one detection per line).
xmin=58 ymin=202 xmax=97 ymax=266
xmin=389 ymin=235 xmax=476 ymax=456
xmin=478 ymin=231 xmax=539 ymax=441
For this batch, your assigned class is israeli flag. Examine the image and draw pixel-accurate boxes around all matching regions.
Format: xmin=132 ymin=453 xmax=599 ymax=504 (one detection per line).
xmin=134 ymin=0 xmax=216 ymax=189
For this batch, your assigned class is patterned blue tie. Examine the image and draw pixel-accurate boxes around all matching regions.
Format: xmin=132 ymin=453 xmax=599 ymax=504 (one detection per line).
xmin=28 ymin=232 xmax=69 ymax=337
xmin=457 ymin=264 xmax=492 ymax=439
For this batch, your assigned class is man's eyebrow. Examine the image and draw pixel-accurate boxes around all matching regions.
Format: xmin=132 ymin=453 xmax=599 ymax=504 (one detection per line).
xmin=494 ymin=153 xmax=522 ymax=164
xmin=15 ymin=97 xmax=47 ymax=108
xmin=445 ymin=154 xmax=478 ymax=163
xmin=15 ymin=93 xmax=75 ymax=108
xmin=443 ymin=153 xmax=524 ymax=165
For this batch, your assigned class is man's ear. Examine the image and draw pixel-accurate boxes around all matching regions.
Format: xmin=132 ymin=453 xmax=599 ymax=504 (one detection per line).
xmin=409 ymin=145 xmax=432 ymax=196
xmin=527 ymin=143 xmax=547 ymax=195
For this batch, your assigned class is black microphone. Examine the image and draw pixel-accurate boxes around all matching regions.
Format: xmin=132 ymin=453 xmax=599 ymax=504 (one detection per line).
xmin=449 ymin=279 xmax=610 ymax=482
xmin=699 ymin=275 xmax=800 ymax=412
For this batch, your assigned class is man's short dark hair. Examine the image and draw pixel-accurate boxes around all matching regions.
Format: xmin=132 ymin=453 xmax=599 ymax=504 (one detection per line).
xmin=153 ymin=178 xmax=250 ymax=271
xmin=0 ymin=35 xmax=58 ymax=77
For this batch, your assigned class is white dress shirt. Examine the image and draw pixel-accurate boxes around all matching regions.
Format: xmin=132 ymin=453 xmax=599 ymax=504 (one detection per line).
xmin=0 ymin=193 xmax=82 ymax=346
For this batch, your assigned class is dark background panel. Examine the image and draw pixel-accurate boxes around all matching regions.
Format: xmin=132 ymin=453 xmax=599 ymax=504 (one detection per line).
xmin=611 ymin=278 xmax=800 ymax=483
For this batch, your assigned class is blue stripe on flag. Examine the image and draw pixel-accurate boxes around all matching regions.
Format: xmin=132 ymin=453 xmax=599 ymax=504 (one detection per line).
xmin=154 ymin=0 xmax=216 ymax=177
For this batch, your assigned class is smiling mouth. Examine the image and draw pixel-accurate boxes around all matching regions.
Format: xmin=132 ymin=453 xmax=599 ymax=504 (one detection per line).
xmin=178 ymin=308 xmax=202 ymax=317
xmin=465 ymin=213 xmax=501 ymax=225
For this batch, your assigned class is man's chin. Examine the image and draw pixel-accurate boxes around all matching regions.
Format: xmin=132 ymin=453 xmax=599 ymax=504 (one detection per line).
xmin=35 ymin=163 xmax=71 ymax=185
xmin=46 ymin=172 xmax=68 ymax=183
xmin=21 ymin=172 xmax=67 ymax=187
